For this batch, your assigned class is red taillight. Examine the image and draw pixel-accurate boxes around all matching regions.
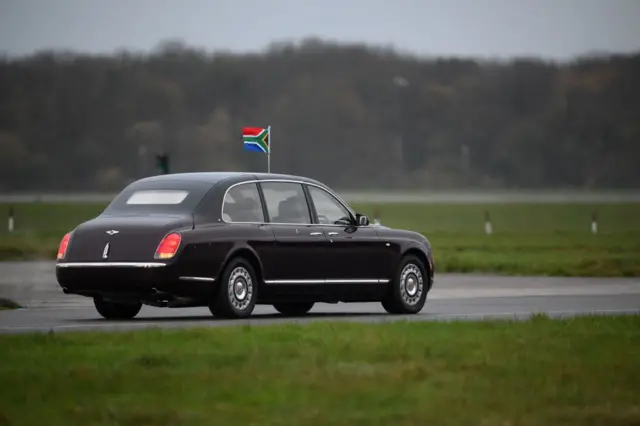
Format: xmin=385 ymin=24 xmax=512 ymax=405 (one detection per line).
xmin=57 ymin=232 xmax=71 ymax=260
xmin=154 ymin=233 xmax=181 ymax=259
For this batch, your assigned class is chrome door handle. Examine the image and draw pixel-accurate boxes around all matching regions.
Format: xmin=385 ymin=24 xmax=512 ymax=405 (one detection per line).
xmin=310 ymin=232 xmax=323 ymax=236
xmin=327 ymin=232 xmax=338 ymax=236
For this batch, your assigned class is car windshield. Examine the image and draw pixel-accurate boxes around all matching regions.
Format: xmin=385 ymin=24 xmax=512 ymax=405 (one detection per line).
xmin=102 ymin=181 xmax=212 ymax=215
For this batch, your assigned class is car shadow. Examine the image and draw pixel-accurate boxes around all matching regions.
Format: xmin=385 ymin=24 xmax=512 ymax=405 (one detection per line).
xmin=68 ymin=311 xmax=390 ymax=324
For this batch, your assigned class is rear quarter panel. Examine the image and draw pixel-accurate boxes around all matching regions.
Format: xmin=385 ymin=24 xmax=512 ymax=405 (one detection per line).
xmin=178 ymin=223 xmax=275 ymax=281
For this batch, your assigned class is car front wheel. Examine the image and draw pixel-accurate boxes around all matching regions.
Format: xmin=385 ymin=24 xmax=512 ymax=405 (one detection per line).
xmin=381 ymin=254 xmax=428 ymax=314
xmin=273 ymin=302 xmax=314 ymax=316
xmin=94 ymin=297 xmax=142 ymax=319
xmin=209 ymin=257 xmax=258 ymax=319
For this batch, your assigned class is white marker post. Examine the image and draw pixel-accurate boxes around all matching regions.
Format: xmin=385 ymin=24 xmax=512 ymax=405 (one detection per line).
xmin=8 ymin=206 xmax=14 ymax=233
xmin=484 ymin=210 xmax=493 ymax=235
xmin=267 ymin=125 xmax=271 ymax=174
xmin=374 ymin=206 xmax=381 ymax=225
xmin=591 ymin=210 xmax=598 ymax=234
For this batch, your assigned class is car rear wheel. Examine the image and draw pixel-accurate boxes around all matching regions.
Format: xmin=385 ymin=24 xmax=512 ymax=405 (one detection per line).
xmin=381 ymin=254 xmax=428 ymax=314
xmin=93 ymin=297 xmax=142 ymax=319
xmin=273 ymin=301 xmax=314 ymax=316
xmin=209 ymin=257 xmax=258 ymax=319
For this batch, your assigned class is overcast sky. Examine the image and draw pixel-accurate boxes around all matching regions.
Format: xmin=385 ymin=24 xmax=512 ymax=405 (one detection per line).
xmin=1 ymin=0 xmax=639 ymax=60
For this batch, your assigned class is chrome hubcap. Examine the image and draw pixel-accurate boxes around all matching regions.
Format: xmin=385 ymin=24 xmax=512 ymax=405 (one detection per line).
xmin=399 ymin=263 xmax=423 ymax=306
xmin=234 ymin=281 xmax=247 ymax=300
xmin=406 ymin=276 xmax=418 ymax=296
xmin=227 ymin=266 xmax=253 ymax=311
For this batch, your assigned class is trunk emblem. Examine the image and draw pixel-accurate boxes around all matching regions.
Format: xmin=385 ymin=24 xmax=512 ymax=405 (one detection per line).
xmin=106 ymin=230 xmax=119 ymax=236
xmin=102 ymin=242 xmax=110 ymax=259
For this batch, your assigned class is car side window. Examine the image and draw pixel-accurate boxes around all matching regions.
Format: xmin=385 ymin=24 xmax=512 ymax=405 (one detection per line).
xmin=260 ymin=182 xmax=311 ymax=224
xmin=222 ymin=183 xmax=264 ymax=223
xmin=308 ymin=186 xmax=352 ymax=225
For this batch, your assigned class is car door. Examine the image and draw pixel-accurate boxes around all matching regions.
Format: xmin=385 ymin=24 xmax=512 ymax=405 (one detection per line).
xmin=187 ymin=181 xmax=274 ymax=279
xmin=305 ymin=184 xmax=388 ymax=284
xmin=258 ymin=181 xmax=329 ymax=285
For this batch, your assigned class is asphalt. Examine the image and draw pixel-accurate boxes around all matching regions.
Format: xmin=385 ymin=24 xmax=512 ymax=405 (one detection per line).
xmin=1 ymin=261 xmax=639 ymax=334
xmin=1 ymin=294 xmax=640 ymax=334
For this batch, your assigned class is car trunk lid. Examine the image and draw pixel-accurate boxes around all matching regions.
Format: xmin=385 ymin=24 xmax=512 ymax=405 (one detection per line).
xmin=64 ymin=214 xmax=192 ymax=262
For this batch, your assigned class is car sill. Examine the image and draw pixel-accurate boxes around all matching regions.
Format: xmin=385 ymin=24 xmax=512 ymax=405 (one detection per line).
xmin=56 ymin=262 xmax=167 ymax=268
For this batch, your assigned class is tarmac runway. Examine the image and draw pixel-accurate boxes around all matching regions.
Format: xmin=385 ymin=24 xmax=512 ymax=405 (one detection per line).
xmin=1 ymin=261 xmax=639 ymax=334
xmin=1 ymin=294 xmax=640 ymax=334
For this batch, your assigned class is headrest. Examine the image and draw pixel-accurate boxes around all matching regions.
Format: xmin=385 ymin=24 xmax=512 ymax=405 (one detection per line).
xmin=278 ymin=196 xmax=304 ymax=217
xmin=236 ymin=197 xmax=258 ymax=209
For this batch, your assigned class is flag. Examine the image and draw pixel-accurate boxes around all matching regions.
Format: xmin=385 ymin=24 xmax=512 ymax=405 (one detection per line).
xmin=242 ymin=127 xmax=269 ymax=153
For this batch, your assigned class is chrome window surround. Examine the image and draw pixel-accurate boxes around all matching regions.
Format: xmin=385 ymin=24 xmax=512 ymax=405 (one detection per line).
xmin=219 ymin=181 xmax=265 ymax=223
xmin=221 ymin=179 xmax=364 ymax=227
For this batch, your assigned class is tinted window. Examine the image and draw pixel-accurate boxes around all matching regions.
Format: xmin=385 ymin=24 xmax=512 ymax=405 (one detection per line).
xmin=102 ymin=180 xmax=212 ymax=215
xmin=260 ymin=182 xmax=311 ymax=224
xmin=308 ymin=186 xmax=352 ymax=225
xmin=222 ymin=183 xmax=264 ymax=223
xmin=126 ymin=190 xmax=189 ymax=205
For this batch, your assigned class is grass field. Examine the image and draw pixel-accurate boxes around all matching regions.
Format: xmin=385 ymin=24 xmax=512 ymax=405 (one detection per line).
xmin=1 ymin=201 xmax=640 ymax=276
xmin=0 ymin=297 xmax=21 ymax=310
xmin=0 ymin=315 xmax=638 ymax=426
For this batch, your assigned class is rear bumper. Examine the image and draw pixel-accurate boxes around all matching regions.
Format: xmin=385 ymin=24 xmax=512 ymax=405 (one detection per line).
xmin=55 ymin=261 xmax=215 ymax=301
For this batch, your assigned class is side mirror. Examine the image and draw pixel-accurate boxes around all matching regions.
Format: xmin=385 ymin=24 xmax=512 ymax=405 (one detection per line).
xmin=357 ymin=215 xmax=370 ymax=226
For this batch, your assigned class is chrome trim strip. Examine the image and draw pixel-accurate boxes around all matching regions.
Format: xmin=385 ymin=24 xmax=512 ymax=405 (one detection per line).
xmin=264 ymin=278 xmax=389 ymax=284
xmin=220 ymin=179 xmax=363 ymax=226
xmin=56 ymin=262 xmax=166 ymax=268
xmin=179 ymin=276 xmax=215 ymax=282
xmin=222 ymin=221 xmax=358 ymax=228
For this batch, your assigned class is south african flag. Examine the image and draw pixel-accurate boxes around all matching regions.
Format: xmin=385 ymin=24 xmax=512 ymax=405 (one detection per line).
xmin=242 ymin=127 xmax=270 ymax=154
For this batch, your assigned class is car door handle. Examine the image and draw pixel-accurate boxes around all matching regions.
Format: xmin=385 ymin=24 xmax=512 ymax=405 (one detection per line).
xmin=310 ymin=232 xmax=323 ymax=236
xmin=327 ymin=232 xmax=338 ymax=236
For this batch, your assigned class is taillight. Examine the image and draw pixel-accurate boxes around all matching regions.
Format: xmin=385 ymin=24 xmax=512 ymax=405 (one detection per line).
xmin=154 ymin=233 xmax=181 ymax=259
xmin=57 ymin=232 xmax=71 ymax=260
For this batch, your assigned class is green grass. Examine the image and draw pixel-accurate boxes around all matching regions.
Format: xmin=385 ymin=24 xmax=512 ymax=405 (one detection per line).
xmin=356 ymin=202 xmax=640 ymax=277
xmin=0 ymin=202 xmax=106 ymax=261
xmin=1 ymin=201 xmax=640 ymax=276
xmin=0 ymin=315 xmax=639 ymax=426
xmin=0 ymin=297 xmax=21 ymax=310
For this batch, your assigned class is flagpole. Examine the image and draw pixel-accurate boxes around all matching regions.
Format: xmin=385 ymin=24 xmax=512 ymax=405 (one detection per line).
xmin=267 ymin=125 xmax=271 ymax=174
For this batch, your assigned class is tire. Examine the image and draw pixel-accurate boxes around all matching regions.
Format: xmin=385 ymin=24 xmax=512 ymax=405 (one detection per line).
xmin=209 ymin=257 xmax=258 ymax=319
xmin=273 ymin=302 xmax=314 ymax=316
xmin=381 ymin=254 xmax=429 ymax=314
xmin=94 ymin=297 xmax=142 ymax=319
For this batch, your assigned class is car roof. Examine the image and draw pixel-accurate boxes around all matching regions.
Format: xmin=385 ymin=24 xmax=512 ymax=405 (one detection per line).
xmin=135 ymin=172 xmax=328 ymax=188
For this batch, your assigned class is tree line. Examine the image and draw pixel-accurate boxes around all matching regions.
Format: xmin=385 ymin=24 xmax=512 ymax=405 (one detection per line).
xmin=1 ymin=38 xmax=639 ymax=192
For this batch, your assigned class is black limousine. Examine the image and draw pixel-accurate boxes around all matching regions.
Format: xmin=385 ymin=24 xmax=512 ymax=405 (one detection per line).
xmin=56 ymin=172 xmax=435 ymax=319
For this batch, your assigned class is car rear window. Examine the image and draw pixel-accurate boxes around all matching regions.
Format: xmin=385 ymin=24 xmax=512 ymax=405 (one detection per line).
xmin=126 ymin=190 xmax=189 ymax=205
xmin=102 ymin=181 xmax=213 ymax=216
